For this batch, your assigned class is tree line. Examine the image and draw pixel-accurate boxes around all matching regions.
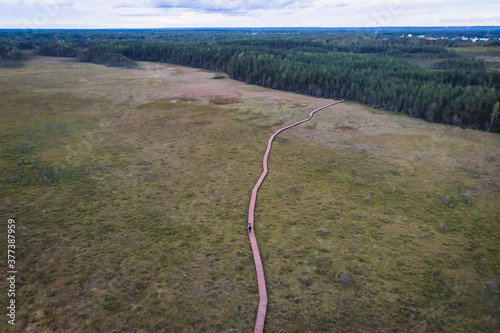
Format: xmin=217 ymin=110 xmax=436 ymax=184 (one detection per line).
xmin=1 ymin=30 xmax=499 ymax=132
xmin=118 ymin=39 xmax=500 ymax=132
xmin=0 ymin=41 xmax=26 ymax=67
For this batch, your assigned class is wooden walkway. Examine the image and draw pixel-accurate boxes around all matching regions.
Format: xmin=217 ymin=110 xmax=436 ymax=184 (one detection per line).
xmin=247 ymin=99 xmax=345 ymax=333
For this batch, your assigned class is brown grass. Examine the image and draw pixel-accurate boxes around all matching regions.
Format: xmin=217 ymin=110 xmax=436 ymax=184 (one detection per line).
xmin=210 ymin=97 xmax=241 ymax=105
xmin=0 ymin=57 xmax=499 ymax=332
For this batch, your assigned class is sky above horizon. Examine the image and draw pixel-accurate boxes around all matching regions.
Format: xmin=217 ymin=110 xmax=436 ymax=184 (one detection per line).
xmin=1 ymin=0 xmax=499 ymax=29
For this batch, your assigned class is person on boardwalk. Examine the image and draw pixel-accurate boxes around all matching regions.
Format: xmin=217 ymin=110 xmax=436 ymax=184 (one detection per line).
xmin=248 ymin=223 xmax=252 ymax=233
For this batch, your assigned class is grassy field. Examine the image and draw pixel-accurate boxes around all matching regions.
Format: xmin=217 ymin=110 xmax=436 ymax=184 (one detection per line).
xmin=1 ymin=57 xmax=499 ymax=332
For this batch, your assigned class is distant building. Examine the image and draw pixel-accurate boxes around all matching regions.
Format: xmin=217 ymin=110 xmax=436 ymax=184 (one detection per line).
xmin=417 ymin=35 xmax=437 ymax=41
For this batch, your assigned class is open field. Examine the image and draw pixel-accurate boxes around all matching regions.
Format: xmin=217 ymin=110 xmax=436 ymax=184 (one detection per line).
xmin=1 ymin=57 xmax=499 ymax=332
xmin=450 ymin=46 xmax=500 ymax=71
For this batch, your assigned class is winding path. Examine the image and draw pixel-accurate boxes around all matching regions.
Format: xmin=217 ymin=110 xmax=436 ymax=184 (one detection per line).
xmin=248 ymin=99 xmax=345 ymax=333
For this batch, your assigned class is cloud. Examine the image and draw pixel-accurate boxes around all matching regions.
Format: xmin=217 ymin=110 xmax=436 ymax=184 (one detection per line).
xmin=314 ymin=1 xmax=349 ymax=9
xmin=55 ymin=0 xmax=74 ymax=6
xmin=1 ymin=0 xmax=499 ymax=29
xmin=440 ymin=15 xmax=500 ymax=23
xmin=119 ymin=12 xmax=163 ymax=16
xmin=151 ymin=0 xmax=309 ymax=13
xmin=115 ymin=0 xmax=151 ymax=8
xmin=5 ymin=0 xmax=75 ymax=6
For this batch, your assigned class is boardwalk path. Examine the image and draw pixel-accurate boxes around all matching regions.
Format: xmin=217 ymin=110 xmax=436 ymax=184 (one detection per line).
xmin=248 ymin=99 xmax=345 ymax=333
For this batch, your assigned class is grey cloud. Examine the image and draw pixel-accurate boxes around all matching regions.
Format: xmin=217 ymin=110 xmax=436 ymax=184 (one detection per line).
xmin=115 ymin=0 xmax=152 ymax=8
xmin=327 ymin=2 xmax=348 ymax=8
xmin=151 ymin=0 xmax=308 ymax=13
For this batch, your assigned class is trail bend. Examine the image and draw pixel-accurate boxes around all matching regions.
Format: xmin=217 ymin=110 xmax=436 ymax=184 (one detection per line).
xmin=248 ymin=99 xmax=345 ymax=333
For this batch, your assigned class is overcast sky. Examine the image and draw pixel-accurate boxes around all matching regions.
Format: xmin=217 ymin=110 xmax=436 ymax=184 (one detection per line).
xmin=1 ymin=0 xmax=499 ymax=29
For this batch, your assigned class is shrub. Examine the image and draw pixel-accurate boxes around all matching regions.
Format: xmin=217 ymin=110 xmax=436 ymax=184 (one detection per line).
xmin=77 ymin=44 xmax=139 ymax=69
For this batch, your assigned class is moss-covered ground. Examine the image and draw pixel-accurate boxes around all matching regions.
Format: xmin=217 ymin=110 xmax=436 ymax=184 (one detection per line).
xmin=0 ymin=58 xmax=499 ymax=332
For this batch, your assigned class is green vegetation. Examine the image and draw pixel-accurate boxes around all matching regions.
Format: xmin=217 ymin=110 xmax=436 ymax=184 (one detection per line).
xmin=451 ymin=46 xmax=500 ymax=72
xmin=0 ymin=41 xmax=26 ymax=67
xmin=76 ymin=43 xmax=139 ymax=69
xmin=431 ymin=58 xmax=487 ymax=70
xmin=0 ymin=59 xmax=499 ymax=332
xmin=37 ymin=42 xmax=79 ymax=58
xmin=1 ymin=28 xmax=500 ymax=132
xmin=117 ymin=38 xmax=499 ymax=132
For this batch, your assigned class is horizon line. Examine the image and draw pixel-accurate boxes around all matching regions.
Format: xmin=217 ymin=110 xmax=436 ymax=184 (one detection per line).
xmin=1 ymin=25 xmax=500 ymax=31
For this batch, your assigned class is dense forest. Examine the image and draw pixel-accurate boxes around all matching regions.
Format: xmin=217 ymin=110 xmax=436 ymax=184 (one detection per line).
xmin=1 ymin=28 xmax=499 ymax=132
xmin=0 ymin=41 xmax=27 ymax=67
